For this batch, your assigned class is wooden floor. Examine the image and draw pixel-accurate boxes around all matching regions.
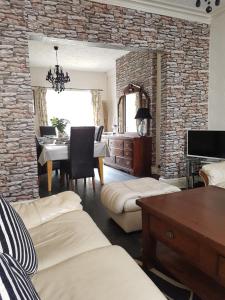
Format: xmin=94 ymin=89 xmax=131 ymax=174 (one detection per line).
xmin=39 ymin=166 xmax=141 ymax=258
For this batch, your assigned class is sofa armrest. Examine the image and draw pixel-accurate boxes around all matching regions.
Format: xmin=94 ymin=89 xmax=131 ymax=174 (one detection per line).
xmin=11 ymin=191 xmax=82 ymax=229
xmin=199 ymin=169 xmax=209 ymax=186
xmin=201 ymin=161 xmax=225 ymax=185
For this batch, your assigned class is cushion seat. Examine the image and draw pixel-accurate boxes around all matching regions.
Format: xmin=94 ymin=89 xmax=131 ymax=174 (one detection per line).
xmin=101 ymin=178 xmax=180 ymax=232
xmin=29 ymin=210 xmax=110 ymax=271
xmin=32 ymin=245 xmax=165 ymax=300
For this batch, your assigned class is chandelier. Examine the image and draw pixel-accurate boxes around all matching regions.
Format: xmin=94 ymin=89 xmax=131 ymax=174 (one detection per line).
xmin=196 ymin=0 xmax=220 ymax=13
xmin=46 ymin=46 xmax=70 ymax=93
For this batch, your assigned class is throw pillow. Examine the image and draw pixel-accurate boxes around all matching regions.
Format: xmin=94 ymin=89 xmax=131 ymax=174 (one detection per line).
xmin=0 ymin=195 xmax=38 ymax=276
xmin=0 ymin=253 xmax=40 ymax=300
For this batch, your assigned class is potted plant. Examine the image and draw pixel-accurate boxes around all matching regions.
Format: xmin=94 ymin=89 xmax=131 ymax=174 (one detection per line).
xmin=50 ymin=117 xmax=70 ymax=138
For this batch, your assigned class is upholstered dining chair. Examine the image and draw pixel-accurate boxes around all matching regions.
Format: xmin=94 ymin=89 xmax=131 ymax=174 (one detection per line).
xmin=95 ymin=126 xmax=104 ymax=142
xmin=62 ymin=126 xmax=96 ymax=190
xmin=40 ymin=126 xmax=56 ymax=137
xmin=94 ymin=126 xmax=104 ymax=176
xmin=35 ymin=137 xmax=60 ymax=178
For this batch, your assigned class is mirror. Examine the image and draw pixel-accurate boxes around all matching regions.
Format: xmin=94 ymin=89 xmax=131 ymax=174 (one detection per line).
xmin=118 ymin=84 xmax=150 ymax=134
xmin=125 ymin=93 xmax=139 ymax=132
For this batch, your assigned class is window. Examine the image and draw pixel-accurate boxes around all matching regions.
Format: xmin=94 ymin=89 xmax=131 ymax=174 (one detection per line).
xmin=46 ymin=89 xmax=94 ymax=135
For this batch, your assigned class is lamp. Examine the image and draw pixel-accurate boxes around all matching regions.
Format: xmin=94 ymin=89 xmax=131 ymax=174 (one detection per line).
xmin=46 ymin=46 xmax=70 ymax=93
xmin=135 ymin=108 xmax=152 ymax=136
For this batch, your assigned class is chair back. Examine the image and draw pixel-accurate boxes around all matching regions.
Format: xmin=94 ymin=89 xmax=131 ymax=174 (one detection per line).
xmin=95 ymin=126 xmax=104 ymax=142
xmin=69 ymin=127 xmax=95 ymax=179
xmin=40 ymin=126 xmax=56 ymax=137
xmin=35 ymin=137 xmax=42 ymax=158
xmin=35 ymin=137 xmax=46 ymax=175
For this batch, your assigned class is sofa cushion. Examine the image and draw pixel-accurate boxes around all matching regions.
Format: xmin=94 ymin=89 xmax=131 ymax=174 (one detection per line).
xmin=32 ymin=245 xmax=166 ymax=300
xmin=0 ymin=195 xmax=38 ymax=276
xmin=201 ymin=161 xmax=225 ymax=185
xmin=11 ymin=191 xmax=82 ymax=230
xmin=101 ymin=178 xmax=180 ymax=214
xmin=0 ymin=253 xmax=40 ymax=300
xmin=29 ymin=210 xmax=110 ymax=271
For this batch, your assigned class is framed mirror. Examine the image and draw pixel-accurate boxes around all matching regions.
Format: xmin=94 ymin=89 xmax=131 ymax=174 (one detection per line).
xmin=118 ymin=84 xmax=150 ymax=134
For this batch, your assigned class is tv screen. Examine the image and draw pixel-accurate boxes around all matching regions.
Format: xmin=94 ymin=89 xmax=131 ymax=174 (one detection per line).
xmin=187 ymin=130 xmax=225 ymax=159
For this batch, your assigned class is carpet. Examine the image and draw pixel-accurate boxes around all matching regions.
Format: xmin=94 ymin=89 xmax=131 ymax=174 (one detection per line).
xmin=135 ymin=260 xmax=200 ymax=300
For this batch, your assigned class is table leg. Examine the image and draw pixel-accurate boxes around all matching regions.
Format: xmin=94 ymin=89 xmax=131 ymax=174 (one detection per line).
xmin=142 ymin=212 xmax=157 ymax=269
xmin=98 ymin=157 xmax=104 ymax=185
xmin=47 ymin=160 xmax=53 ymax=193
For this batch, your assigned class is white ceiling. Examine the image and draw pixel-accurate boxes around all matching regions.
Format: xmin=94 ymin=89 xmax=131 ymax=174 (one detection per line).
xmin=28 ymin=40 xmax=129 ymax=72
xmin=89 ymin=0 xmax=225 ymax=23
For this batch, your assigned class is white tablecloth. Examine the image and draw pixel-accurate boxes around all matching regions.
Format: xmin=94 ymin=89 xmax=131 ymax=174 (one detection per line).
xmin=38 ymin=142 xmax=110 ymax=166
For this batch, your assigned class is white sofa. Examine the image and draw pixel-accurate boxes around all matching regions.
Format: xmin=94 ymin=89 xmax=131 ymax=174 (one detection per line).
xmin=12 ymin=191 xmax=166 ymax=300
xmin=200 ymin=161 xmax=225 ymax=188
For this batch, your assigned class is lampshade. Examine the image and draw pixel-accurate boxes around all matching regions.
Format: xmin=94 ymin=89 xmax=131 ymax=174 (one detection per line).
xmin=135 ymin=108 xmax=152 ymax=120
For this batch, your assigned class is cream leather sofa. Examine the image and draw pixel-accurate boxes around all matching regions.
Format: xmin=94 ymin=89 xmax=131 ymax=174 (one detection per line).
xmin=200 ymin=161 xmax=225 ymax=188
xmin=12 ymin=191 xmax=166 ymax=300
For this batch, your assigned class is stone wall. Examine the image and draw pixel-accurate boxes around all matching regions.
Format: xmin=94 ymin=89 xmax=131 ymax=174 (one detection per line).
xmin=0 ymin=0 xmax=209 ymax=200
xmin=0 ymin=1 xmax=39 ymax=201
xmin=116 ymin=50 xmax=157 ymax=165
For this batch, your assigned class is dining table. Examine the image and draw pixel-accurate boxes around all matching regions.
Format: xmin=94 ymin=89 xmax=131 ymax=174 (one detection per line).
xmin=38 ymin=141 xmax=110 ymax=192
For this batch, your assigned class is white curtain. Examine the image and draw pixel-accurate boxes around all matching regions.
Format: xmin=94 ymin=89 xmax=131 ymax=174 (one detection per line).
xmin=33 ymin=87 xmax=48 ymax=135
xmin=91 ymin=90 xmax=104 ymax=127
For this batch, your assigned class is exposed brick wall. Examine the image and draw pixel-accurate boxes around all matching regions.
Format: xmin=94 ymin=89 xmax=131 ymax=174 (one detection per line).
xmin=0 ymin=1 xmax=39 ymax=201
xmin=0 ymin=0 xmax=209 ymax=200
xmin=116 ymin=50 xmax=157 ymax=165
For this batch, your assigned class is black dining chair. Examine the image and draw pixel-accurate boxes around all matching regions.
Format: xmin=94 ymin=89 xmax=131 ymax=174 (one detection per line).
xmin=95 ymin=126 xmax=104 ymax=142
xmin=40 ymin=126 xmax=56 ymax=137
xmin=35 ymin=137 xmax=60 ymax=178
xmin=94 ymin=126 xmax=104 ymax=176
xmin=62 ymin=126 xmax=96 ymax=190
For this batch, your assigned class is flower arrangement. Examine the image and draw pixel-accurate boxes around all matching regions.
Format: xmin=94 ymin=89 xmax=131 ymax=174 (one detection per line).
xmin=50 ymin=117 xmax=70 ymax=134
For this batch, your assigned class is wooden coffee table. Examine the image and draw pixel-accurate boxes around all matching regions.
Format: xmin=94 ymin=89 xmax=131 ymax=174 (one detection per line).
xmin=137 ymin=186 xmax=225 ymax=300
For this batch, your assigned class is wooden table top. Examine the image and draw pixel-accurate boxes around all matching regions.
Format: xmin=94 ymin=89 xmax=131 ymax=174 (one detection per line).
xmin=137 ymin=186 xmax=225 ymax=255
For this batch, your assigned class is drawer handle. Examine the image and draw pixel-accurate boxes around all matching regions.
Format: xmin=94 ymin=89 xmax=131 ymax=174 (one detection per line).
xmin=165 ymin=231 xmax=174 ymax=240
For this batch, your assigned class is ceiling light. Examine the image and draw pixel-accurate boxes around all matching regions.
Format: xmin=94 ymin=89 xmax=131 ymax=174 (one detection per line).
xmin=196 ymin=0 xmax=221 ymax=13
xmin=46 ymin=46 xmax=70 ymax=93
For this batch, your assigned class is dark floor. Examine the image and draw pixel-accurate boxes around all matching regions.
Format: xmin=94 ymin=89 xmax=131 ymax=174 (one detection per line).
xmin=39 ymin=166 xmax=142 ymax=258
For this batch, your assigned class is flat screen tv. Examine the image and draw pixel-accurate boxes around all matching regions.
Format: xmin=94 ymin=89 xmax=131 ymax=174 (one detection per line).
xmin=187 ymin=130 xmax=225 ymax=159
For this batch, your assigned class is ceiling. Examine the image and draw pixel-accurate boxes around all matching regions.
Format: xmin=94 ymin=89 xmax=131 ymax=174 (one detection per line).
xmin=89 ymin=0 xmax=225 ymax=23
xmin=28 ymin=40 xmax=129 ymax=72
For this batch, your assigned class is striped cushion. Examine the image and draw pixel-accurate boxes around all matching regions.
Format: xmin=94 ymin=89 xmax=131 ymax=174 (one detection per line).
xmin=0 ymin=195 xmax=38 ymax=276
xmin=0 ymin=253 xmax=40 ymax=300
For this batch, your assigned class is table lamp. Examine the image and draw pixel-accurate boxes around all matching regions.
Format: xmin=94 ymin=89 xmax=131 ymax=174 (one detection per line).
xmin=135 ymin=108 xmax=152 ymax=136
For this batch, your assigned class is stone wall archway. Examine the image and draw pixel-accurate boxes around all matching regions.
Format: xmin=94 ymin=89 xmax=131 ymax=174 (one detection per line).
xmin=0 ymin=0 xmax=209 ymax=200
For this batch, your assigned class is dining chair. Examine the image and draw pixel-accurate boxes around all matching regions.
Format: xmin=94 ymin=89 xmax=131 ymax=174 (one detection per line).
xmin=62 ymin=126 xmax=96 ymax=190
xmin=94 ymin=126 xmax=104 ymax=175
xmin=35 ymin=137 xmax=60 ymax=178
xmin=95 ymin=126 xmax=104 ymax=142
xmin=40 ymin=126 xmax=56 ymax=137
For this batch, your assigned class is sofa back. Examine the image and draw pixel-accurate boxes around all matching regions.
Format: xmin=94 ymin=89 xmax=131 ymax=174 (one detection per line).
xmin=11 ymin=191 xmax=82 ymax=229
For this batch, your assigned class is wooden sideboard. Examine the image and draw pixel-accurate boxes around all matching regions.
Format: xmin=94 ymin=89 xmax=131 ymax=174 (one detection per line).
xmin=102 ymin=134 xmax=152 ymax=177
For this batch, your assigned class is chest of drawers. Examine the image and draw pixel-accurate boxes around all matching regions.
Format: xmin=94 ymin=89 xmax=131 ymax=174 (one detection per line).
xmin=102 ymin=134 xmax=152 ymax=177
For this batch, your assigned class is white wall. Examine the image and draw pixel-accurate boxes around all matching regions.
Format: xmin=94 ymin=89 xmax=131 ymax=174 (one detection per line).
xmin=30 ymin=66 xmax=108 ymax=100
xmin=209 ymin=11 xmax=225 ymax=129
xmin=106 ymin=67 xmax=117 ymax=131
